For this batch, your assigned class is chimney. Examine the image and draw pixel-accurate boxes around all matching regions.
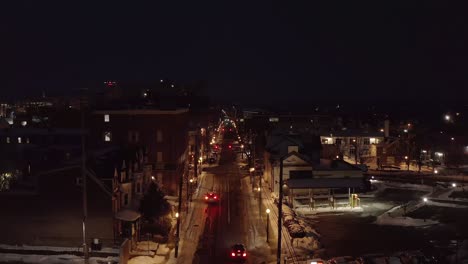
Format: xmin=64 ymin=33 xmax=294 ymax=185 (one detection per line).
xmin=288 ymin=145 xmax=298 ymax=153
xmin=384 ymin=119 xmax=390 ymax=138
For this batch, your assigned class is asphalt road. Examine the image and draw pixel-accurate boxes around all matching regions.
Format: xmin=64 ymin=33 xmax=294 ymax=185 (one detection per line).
xmin=196 ymin=142 xmax=248 ymax=263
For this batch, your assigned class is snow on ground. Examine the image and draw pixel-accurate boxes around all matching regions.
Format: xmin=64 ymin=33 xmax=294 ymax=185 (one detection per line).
xmin=135 ymin=241 xmax=159 ymax=252
xmin=374 ymin=211 xmax=439 ymax=227
xmin=0 ymin=253 xmax=118 ymax=264
xmin=128 ymin=255 xmax=166 ymax=264
xmin=427 ymin=200 xmax=468 ymax=208
xmin=155 ymin=244 xmax=170 ymax=256
xmin=296 ymin=205 xmax=364 ymax=216
xmin=0 ymin=244 xmax=119 ymax=254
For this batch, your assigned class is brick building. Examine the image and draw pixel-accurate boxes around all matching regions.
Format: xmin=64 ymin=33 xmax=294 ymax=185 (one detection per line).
xmin=91 ymin=108 xmax=190 ymax=195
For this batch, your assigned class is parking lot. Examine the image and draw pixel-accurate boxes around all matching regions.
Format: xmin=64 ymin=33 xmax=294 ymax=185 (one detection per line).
xmin=301 ymin=181 xmax=468 ymax=262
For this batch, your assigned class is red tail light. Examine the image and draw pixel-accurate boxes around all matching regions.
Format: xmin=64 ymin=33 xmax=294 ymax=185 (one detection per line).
xmin=214 ymin=196 xmax=217 ymax=199
xmin=243 ymin=253 xmax=247 ymax=257
xmin=205 ymin=196 xmax=208 ymax=200
xmin=231 ymin=252 xmax=235 ymax=257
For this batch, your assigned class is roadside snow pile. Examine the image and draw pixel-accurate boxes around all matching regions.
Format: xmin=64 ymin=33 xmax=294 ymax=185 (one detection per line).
xmin=128 ymin=255 xmax=165 ymax=264
xmin=136 ymin=241 xmax=159 ymax=251
xmin=282 ymin=204 xmax=322 ymax=251
xmin=282 ymin=204 xmax=305 ymax=238
xmin=155 ymin=244 xmax=170 ymax=256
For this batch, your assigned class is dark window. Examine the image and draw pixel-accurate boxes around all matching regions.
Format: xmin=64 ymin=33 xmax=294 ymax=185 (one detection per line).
xmin=335 ymin=138 xmax=342 ymax=145
xmin=124 ymin=193 xmax=129 ymax=205
xmin=363 ymin=138 xmax=370 ymax=145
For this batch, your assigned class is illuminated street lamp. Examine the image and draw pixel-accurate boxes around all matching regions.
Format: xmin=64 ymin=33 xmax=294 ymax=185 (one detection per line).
xmin=266 ymin=208 xmax=270 ymax=242
xmin=445 ymin=114 xmax=451 ymax=121
xmin=423 ymin=197 xmax=428 ymax=202
xmin=151 ymin=176 xmax=155 ymax=180
xmin=452 ymin=183 xmax=457 ymax=188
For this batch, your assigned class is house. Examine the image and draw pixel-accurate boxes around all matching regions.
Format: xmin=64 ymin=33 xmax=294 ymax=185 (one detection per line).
xmin=320 ymin=130 xmax=385 ymax=166
xmin=263 ymin=132 xmax=365 ymax=207
xmin=111 ymin=146 xmax=152 ymax=245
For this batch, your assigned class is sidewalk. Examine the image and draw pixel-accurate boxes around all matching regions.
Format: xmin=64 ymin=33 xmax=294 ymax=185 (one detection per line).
xmin=238 ymin=155 xmax=302 ymax=263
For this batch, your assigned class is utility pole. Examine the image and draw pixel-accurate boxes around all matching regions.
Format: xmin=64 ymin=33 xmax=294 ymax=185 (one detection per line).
xmin=175 ymin=147 xmax=186 ymax=258
xmin=80 ymin=89 xmax=89 ymax=263
xmin=277 ymin=158 xmax=284 ymax=264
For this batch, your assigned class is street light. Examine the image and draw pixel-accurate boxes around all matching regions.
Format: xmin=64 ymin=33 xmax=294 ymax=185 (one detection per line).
xmin=423 ymin=197 xmax=428 ymax=202
xmin=452 ymin=183 xmax=457 ymax=188
xmin=266 ymin=208 xmax=270 ymax=242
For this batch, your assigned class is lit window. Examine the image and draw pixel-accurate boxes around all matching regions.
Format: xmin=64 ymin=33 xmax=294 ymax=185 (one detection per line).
xmin=104 ymin=132 xmax=112 ymax=142
xmin=26 ymin=137 xmax=30 ymax=144
xmin=18 ymin=137 xmax=22 ymax=144
xmin=6 ymin=137 xmax=10 ymax=144
xmin=269 ymin=117 xmax=279 ymax=122
xmin=104 ymin=114 xmax=110 ymax=122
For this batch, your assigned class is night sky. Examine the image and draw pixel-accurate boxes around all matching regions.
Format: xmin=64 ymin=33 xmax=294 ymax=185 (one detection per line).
xmin=1 ymin=2 xmax=468 ymax=106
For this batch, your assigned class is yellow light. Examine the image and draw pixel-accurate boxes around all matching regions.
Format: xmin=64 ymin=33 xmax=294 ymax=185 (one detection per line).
xmin=266 ymin=208 xmax=270 ymax=214
xmin=175 ymin=213 xmax=179 ymax=218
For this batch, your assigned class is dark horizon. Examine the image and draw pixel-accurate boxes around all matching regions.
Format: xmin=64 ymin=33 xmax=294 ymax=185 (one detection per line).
xmin=2 ymin=2 xmax=468 ymax=106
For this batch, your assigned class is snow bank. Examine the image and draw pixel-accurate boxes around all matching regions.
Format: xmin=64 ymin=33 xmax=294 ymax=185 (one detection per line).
xmin=0 ymin=253 xmax=118 ymax=264
xmin=374 ymin=212 xmax=438 ymax=227
xmin=128 ymin=255 xmax=166 ymax=264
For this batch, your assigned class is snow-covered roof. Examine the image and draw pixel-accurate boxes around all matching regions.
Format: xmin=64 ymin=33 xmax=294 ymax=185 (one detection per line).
xmin=286 ymin=178 xmax=364 ymax=189
xmin=314 ymin=159 xmax=362 ymax=171
xmin=115 ymin=208 xmax=141 ymax=222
